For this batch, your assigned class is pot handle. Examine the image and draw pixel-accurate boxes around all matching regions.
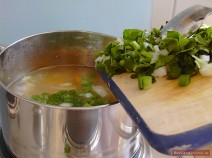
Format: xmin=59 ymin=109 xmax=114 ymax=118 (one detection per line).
xmin=0 ymin=45 xmax=5 ymax=128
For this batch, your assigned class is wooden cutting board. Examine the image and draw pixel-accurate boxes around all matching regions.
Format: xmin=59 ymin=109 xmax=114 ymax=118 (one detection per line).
xmin=112 ymin=73 xmax=212 ymax=135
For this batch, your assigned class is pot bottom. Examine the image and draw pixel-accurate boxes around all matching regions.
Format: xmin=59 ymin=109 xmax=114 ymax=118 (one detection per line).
xmin=0 ymin=128 xmax=151 ymax=158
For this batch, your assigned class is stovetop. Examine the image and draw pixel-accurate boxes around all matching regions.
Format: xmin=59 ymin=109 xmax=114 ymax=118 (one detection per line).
xmin=0 ymin=129 xmax=15 ymax=158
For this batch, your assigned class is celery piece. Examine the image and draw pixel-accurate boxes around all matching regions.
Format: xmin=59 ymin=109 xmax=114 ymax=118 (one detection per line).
xmin=140 ymin=50 xmax=153 ymax=60
xmin=178 ymin=74 xmax=191 ymax=86
xmin=138 ymin=75 xmax=152 ymax=90
xmin=129 ymin=41 xmax=140 ymax=51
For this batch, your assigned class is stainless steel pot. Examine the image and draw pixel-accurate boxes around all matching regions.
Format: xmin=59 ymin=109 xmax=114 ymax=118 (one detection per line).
xmin=0 ymin=31 xmax=150 ymax=158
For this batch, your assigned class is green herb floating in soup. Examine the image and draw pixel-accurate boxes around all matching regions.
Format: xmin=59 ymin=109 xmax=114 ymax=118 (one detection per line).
xmin=32 ymin=77 xmax=111 ymax=107
xmin=9 ymin=66 xmax=116 ymax=107
xmin=95 ymin=26 xmax=212 ymax=90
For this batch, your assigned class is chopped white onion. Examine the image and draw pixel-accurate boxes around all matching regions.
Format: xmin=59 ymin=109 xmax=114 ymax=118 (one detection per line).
xmin=59 ymin=103 xmax=73 ymax=107
xmin=92 ymin=85 xmax=107 ymax=97
xmin=200 ymin=55 xmax=210 ymax=63
xmin=117 ymin=37 xmax=124 ymax=45
xmin=22 ymin=76 xmax=32 ymax=82
xmin=60 ymin=82 xmax=72 ymax=87
xmin=192 ymin=55 xmax=208 ymax=68
xmin=153 ymin=45 xmax=160 ymax=52
xmin=159 ymin=49 xmax=169 ymax=56
xmin=199 ymin=63 xmax=212 ymax=76
xmin=84 ymin=93 xmax=93 ymax=98
xmin=150 ymin=52 xmax=159 ymax=64
xmin=152 ymin=66 xmax=167 ymax=77
xmin=132 ymin=41 xmax=140 ymax=48
xmin=95 ymin=55 xmax=106 ymax=63
xmin=162 ymin=34 xmax=166 ymax=40
xmin=143 ymin=42 xmax=149 ymax=48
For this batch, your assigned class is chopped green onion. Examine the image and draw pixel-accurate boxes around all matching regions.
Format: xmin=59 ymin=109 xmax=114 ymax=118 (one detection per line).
xmin=129 ymin=41 xmax=140 ymax=50
xmin=140 ymin=50 xmax=153 ymax=60
xmin=192 ymin=55 xmax=207 ymax=68
xmin=167 ymin=62 xmax=182 ymax=79
xmin=95 ymin=26 xmax=212 ymax=90
xmin=138 ymin=75 xmax=153 ymax=90
xmin=178 ymin=74 xmax=191 ymax=86
xmin=64 ymin=144 xmax=71 ymax=153
xmin=31 ymin=77 xmax=111 ymax=107
xmin=123 ymin=29 xmax=143 ymax=41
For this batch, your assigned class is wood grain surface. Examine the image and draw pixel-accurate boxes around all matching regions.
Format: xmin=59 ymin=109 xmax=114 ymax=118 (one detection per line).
xmin=112 ymin=73 xmax=212 ymax=135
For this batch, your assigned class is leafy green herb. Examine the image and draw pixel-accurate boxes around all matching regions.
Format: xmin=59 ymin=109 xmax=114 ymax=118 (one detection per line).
xmin=95 ymin=26 xmax=212 ymax=90
xmin=31 ymin=77 xmax=110 ymax=107
xmin=64 ymin=144 xmax=71 ymax=153
xmin=166 ymin=61 xmax=182 ymax=79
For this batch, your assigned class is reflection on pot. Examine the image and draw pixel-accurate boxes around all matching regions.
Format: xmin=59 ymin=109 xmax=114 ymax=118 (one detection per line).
xmin=65 ymin=109 xmax=102 ymax=149
xmin=107 ymin=104 xmax=138 ymax=139
xmin=33 ymin=106 xmax=49 ymax=149
xmin=6 ymin=92 xmax=19 ymax=119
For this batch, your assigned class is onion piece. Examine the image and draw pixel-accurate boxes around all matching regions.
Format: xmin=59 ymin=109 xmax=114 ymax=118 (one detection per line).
xmin=117 ymin=37 xmax=124 ymax=45
xmin=152 ymin=66 xmax=167 ymax=77
xmin=153 ymin=45 xmax=160 ymax=52
xmin=159 ymin=49 xmax=169 ymax=56
xmin=59 ymin=103 xmax=73 ymax=107
xmin=95 ymin=55 xmax=106 ymax=63
xmin=150 ymin=52 xmax=159 ymax=64
xmin=92 ymin=85 xmax=107 ymax=97
xmin=60 ymin=83 xmax=72 ymax=87
xmin=200 ymin=55 xmax=210 ymax=62
xmin=84 ymin=93 xmax=93 ymax=98
xmin=199 ymin=63 xmax=212 ymax=76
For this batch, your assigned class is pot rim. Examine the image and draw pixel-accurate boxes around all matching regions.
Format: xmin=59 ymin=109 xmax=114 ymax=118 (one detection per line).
xmin=0 ymin=30 xmax=118 ymax=110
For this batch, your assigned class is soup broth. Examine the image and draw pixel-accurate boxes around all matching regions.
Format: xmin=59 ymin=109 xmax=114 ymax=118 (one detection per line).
xmin=9 ymin=65 xmax=117 ymax=107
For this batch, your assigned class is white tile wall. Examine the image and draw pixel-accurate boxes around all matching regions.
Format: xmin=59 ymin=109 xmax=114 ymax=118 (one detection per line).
xmin=0 ymin=0 xmax=153 ymax=45
xmin=174 ymin=0 xmax=212 ymax=15
xmin=151 ymin=0 xmax=212 ymax=28
xmin=151 ymin=0 xmax=176 ymax=28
